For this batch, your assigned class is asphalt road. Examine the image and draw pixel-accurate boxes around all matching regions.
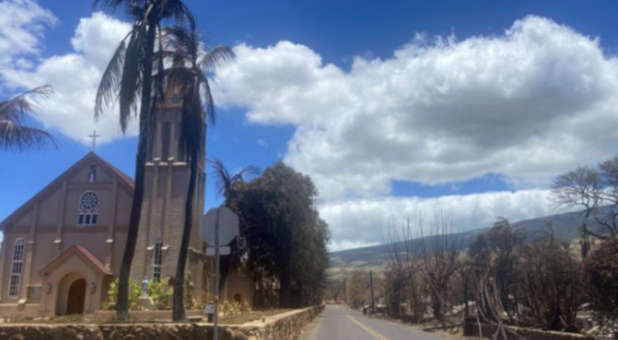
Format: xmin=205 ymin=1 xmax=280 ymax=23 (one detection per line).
xmin=301 ymin=304 xmax=452 ymax=340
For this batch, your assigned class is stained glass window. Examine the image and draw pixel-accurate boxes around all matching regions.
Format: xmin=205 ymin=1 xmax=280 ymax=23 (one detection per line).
xmin=77 ymin=191 xmax=99 ymax=225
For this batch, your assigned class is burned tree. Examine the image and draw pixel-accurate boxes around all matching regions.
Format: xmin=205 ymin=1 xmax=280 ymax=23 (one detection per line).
xmin=552 ymin=156 xmax=618 ymax=241
xmin=419 ymin=213 xmax=460 ymax=327
xmin=518 ymin=226 xmax=584 ymax=332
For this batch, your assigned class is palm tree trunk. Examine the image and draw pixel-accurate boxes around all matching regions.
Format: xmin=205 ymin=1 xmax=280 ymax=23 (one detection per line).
xmin=173 ymin=147 xmax=198 ymax=321
xmin=116 ymin=13 xmax=156 ymax=321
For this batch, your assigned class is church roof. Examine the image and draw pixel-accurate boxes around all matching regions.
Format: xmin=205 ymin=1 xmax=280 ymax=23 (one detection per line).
xmin=39 ymin=245 xmax=112 ymax=276
xmin=0 ymin=152 xmax=134 ymax=229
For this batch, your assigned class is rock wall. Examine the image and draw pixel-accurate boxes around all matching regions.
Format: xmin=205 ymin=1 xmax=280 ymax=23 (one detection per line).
xmin=464 ymin=319 xmax=595 ymax=340
xmin=0 ymin=305 xmax=324 ymax=340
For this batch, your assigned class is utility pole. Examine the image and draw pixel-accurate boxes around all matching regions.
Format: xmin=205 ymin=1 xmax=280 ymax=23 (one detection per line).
xmin=369 ymin=270 xmax=375 ymax=313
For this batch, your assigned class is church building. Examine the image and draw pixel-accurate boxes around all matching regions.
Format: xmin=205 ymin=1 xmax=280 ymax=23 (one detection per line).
xmin=0 ymin=83 xmax=211 ymax=316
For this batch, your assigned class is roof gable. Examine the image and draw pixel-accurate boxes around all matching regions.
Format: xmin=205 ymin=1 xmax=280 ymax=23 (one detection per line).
xmin=0 ymin=152 xmax=134 ymax=229
xmin=39 ymin=245 xmax=112 ymax=276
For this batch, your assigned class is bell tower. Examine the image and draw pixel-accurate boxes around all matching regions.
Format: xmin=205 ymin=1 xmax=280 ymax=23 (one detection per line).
xmin=131 ymin=76 xmax=206 ymax=297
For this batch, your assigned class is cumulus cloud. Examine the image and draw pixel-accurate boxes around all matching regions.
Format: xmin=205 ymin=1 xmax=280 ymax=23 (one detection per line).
xmin=0 ymin=0 xmax=57 ymax=64
xmin=1 ymin=10 xmax=132 ymax=144
xmin=214 ymin=16 xmax=618 ymax=200
xmin=320 ymin=189 xmax=576 ymax=251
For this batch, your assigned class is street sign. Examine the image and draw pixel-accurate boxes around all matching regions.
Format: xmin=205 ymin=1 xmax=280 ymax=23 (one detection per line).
xmin=206 ymin=246 xmax=230 ymax=256
xmin=200 ymin=206 xmax=240 ymax=340
xmin=200 ymin=207 xmax=239 ymax=246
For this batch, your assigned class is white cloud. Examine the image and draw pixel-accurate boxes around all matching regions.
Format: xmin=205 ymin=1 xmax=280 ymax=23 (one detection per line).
xmin=0 ymin=0 xmax=56 ymax=61
xmin=319 ymin=189 xmax=575 ymax=250
xmin=214 ymin=16 xmax=618 ymax=201
xmin=0 ymin=10 xmax=133 ymax=144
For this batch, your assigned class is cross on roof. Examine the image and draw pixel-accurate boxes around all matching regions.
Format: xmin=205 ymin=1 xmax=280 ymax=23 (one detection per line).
xmin=88 ymin=130 xmax=101 ymax=152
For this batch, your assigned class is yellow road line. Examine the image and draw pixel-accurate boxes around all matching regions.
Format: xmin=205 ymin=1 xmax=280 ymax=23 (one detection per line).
xmin=346 ymin=315 xmax=390 ymax=340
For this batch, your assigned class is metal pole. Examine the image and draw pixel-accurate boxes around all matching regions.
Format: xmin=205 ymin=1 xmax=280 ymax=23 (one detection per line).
xmin=214 ymin=207 xmax=220 ymax=340
xmin=370 ymin=270 xmax=375 ymax=314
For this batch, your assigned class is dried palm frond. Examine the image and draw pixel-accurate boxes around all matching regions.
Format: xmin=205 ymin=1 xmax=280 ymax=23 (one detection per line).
xmin=0 ymin=85 xmax=55 ymax=150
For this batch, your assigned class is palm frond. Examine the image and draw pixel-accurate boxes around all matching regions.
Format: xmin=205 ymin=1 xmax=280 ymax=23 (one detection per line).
xmin=235 ymin=165 xmax=261 ymax=180
xmin=162 ymin=25 xmax=198 ymax=60
xmin=0 ymin=85 xmax=52 ymax=120
xmin=201 ymin=77 xmax=215 ymax=125
xmin=95 ymin=39 xmax=127 ymax=118
xmin=118 ymin=28 xmax=144 ymax=132
xmin=0 ymin=85 xmax=55 ymax=150
xmin=199 ymin=45 xmax=235 ymax=71
xmin=209 ymin=159 xmax=260 ymax=196
xmin=0 ymin=121 xmax=55 ymax=151
xmin=160 ymin=66 xmax=199 ymax=85
xmin=211 ymin=159 xmax=233 ymax=195
xmin=159 ymin=0 xmax=196 ymax=31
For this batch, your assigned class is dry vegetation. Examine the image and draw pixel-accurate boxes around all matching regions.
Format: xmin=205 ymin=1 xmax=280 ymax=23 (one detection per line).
xmin=330 ymin=156 xmax=618 ymax=339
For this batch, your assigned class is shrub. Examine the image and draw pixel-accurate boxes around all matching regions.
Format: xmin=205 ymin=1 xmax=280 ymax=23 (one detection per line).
xmin=218 ymin=300 xmax=250 ymax=318
xmin=584 ymin=238 xmax=618 ymax=322
xmin=105 ymin=278 xmax=141 ymax=310
xmin=148 ymin=280 xmax=173 ymax=309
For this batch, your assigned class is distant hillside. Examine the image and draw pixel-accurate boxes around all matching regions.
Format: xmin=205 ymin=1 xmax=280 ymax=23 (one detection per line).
xmin=329 ymin=208 xmax=605 ymax=269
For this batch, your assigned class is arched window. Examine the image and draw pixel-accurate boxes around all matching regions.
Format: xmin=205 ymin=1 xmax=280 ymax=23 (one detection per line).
xmin=88 ymin=165 xmax=96 ymax=183
xmin=8 ymin=238 xmax=24 ymax=298
xmin=153 ymin=239 xmax=163 ymax=282
xmin=77 ymin=191 xmax=99 ymax=226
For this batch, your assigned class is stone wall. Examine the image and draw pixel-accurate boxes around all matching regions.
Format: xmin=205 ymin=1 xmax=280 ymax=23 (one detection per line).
xmin=92 ymin=309 xmax=204 ymax=322
xmin=464 ymin=319 xmax=595 ymax=340
xmin=0 ymin=305 xmax=324 ymax=340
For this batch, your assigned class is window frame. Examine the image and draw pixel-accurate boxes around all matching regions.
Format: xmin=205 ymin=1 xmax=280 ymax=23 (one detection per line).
xmin=8 ymin=238 xmax=24 ymax=298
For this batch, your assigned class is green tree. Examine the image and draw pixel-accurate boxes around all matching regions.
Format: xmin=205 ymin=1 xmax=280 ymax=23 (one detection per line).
xmin=0 ymin=86 xmax=54 ymax=150
xmin=94 ymin=0 xmax=195 ymax=320
xmin=160 ymin=27 xmax=233 ymax=321
xmin=230 ymin=162 xmax=330 ymax=307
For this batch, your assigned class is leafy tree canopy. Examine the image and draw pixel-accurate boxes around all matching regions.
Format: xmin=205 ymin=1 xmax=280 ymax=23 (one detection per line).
xmin=228 ymin=162 xmax=330 ymax=307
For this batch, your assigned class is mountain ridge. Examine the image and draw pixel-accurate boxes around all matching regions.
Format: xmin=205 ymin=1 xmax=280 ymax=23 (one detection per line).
xmin=329 ymin=207 xmax=604 ymax=268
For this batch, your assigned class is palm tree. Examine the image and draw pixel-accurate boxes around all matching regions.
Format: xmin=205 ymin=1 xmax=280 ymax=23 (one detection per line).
xmin=0 ymin=85 xmax=54 ymax=150
xmin=161 ymin=27 xmax=234 ymax=321
xmin=93 ymin=0 xmax=195 ymax=320
xmin=212 ymin=159 xmax=259 ymax=205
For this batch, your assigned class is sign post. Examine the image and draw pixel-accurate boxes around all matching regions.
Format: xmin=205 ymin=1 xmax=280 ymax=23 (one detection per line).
xmin=214 ymin=208 xmax=220 ymax=340
xmin=200 ymin=206 xmax=239 ymax=340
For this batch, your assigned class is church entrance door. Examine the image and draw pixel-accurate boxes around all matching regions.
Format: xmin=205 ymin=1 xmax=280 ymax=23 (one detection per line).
xmin=66 ymin=279 xmax=86 ymax=314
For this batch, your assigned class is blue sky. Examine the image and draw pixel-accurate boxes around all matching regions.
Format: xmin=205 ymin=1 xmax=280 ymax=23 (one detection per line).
xmin=1 ymin=0 xmax=618 ymax=250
